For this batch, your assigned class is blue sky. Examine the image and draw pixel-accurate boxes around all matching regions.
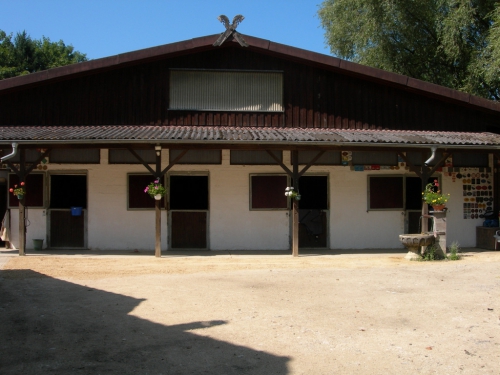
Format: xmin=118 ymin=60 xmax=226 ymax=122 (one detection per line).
xmin=1 ymin=0 xmax=329 ymax=60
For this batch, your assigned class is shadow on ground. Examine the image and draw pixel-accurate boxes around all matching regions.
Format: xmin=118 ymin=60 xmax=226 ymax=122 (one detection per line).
xmin=0 ymin=270 xmax=290 ymax=374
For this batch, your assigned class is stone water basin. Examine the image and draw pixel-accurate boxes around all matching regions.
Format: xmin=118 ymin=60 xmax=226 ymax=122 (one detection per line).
xmin=399 ymin=233 xmax=435 ymax=260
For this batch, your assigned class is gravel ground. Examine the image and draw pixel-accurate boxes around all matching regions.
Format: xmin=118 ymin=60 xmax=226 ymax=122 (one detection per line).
xmin=1 ymin=249 xmax=499 ymax=374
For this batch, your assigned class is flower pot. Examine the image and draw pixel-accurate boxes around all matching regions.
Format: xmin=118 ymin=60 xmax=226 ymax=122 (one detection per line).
xmin=154 ymin=194 xmax=162 ymax=200
xmin=17 ymin=194 xmax=24 ymax=200
xmin=432 ymin=204 xmax=446 ymax=211
xmin=33 ymin=239 xmax=44 ymax=251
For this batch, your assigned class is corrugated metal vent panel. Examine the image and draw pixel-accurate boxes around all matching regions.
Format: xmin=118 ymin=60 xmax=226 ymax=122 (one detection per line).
xmin=170 ymin=71 xmax=283 ymax=112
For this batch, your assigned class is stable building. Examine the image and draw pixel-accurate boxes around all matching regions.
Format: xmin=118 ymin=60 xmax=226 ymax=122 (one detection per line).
xmin=0 ymin=29 xmax=499 ymax=255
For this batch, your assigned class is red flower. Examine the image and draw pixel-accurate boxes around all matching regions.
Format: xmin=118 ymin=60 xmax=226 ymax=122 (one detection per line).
xmin=9 ymin=188 xmax=13 ymax=193
xmin=20 ymin=181 xmax=25 ymax=186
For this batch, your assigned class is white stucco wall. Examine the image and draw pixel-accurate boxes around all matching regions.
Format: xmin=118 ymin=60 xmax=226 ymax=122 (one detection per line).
xmin=4 ymin=149 xmax=490 ymax=251
xmin=440 ymin=174 xmax=484 ymax=248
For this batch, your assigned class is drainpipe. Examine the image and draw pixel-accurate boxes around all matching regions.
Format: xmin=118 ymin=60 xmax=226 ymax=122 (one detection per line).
xmin=424 ymin=146 xmax=437 ymax=166
xmin=1 ymin=142 xmax=18 ymax=162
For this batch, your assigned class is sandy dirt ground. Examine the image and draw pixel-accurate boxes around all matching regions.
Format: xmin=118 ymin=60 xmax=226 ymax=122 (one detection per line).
xmin=1 ymin=249 xmax=499 ymax=375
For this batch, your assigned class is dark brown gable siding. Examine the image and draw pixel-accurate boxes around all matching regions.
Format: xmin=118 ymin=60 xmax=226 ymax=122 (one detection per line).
xmin=0 ymin=46 xmax=498 ymax=132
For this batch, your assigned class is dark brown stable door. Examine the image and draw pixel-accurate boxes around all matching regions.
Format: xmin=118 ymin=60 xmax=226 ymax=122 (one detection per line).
xmin=169 ymin=175 xmax=208 ymax=249
xmin=49 ymin=175 xmax=87 ymax=248
xmin=298 ymin=176 xmax=328 ymax=248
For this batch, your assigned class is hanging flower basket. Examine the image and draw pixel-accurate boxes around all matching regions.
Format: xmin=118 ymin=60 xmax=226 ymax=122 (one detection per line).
xmin=10 ymin=182 xmax=26 ymax=200
xmin=284 ymin=187 xmax=301 ymax=201
xmin=144 ymin=179 xmax=166 ymax=199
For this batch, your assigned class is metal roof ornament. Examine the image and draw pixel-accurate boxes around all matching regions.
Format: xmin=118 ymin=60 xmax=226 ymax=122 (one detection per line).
xmin=213 ymin=15 xmax=248 ymax=47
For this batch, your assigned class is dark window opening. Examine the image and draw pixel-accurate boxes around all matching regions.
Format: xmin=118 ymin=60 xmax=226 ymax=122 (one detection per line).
xmin=170 ymin=176 xmax=208 ymax=210
xmin=50 ymin=175 xmax=87 ymax=209
xmin=405 ymin=177 xmax=434 ymax=210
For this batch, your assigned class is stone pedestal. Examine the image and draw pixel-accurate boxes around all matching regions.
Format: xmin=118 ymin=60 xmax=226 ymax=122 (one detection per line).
xmin=399 ymin=234 xmax=436 ymax=260
xmin=430 ymin=210 xmax=447 ymax=257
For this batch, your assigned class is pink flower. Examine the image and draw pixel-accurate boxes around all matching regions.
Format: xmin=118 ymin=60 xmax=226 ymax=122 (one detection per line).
xmin=434 ymin=180 xmax=439 ymax=187
xmin=20 ymin=181 xmax=25 ymax=186
xmin=154 ymin=179 xmax=159 ymax=184
xmin=9 ymin=188 xmax=13 ymax=193
xmin=144 ymin=187 xmax=149 ymax=193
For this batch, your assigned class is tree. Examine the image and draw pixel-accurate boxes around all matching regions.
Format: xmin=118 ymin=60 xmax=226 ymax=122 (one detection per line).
xmin=318 ymin=0 xmax=500 ymax=100
xmin=0 ymin=29 xmax=87 ymax=80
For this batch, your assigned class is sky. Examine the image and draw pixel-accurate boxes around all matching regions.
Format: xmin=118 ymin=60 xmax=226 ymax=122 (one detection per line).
xmin=1 ymin=0 xmax=330 ymax=60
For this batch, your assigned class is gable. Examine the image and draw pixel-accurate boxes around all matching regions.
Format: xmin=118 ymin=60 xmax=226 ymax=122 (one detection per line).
xmin=0 ymin=35 xmax=498 ymax=133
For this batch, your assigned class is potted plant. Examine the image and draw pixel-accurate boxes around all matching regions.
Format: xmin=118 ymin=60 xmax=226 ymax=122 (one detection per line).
xmin=144 ymin=179 xmax=166 ymax=200
xmin=422 ymin=179 xmax=449 ymax=211
xmin=284 ymin=186 xmax=301 ymax=200
xmin=9 ymin=181 xmax=26 ymax=200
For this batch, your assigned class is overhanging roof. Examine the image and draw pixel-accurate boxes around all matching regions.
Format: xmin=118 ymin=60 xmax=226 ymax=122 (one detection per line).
xmin=1 ymin=126 xmax=499 ymax=150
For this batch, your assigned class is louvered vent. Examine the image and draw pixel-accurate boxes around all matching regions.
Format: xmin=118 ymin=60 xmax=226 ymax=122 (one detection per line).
xmin=170 ymin=70 xmax=283 ymax=112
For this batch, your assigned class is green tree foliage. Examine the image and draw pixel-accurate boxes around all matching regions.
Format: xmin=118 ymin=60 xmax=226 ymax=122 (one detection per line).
xmin=0 ymin=29 xmax=87 ymax=80
xmin=318 ymin=0 xmax=500 ymax=100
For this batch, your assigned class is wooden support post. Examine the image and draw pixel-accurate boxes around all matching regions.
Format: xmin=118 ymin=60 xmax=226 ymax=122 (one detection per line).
xmin=292 ymin=199 xmax=299 ymax=257
xmin=155 ymin=146 xmax=162 ymax=258
xmin=421 ymin=173 xmax=429 ymax=234
xmin=291 ymin=150 xmax=299 ymax=257
xmin=155 ymin=199 xmax=161 ymax=258
xmin=18 ymin=149 xmax=26 ymax=256
xmin=18 ymin=197 xmax=26 ymax=256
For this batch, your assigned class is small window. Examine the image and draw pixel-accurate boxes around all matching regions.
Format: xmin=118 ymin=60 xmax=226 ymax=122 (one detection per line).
xmin=8 ymin=173 xmax=44 ymax=207
xmin=353 ymin=151 xmax=398 ymax=166
xmin=251 ymin=175 xmax=288 ymax=209
xmin=368 ymin=176 xmax=403 ymax=210
xmin=231 ymin=150 xmax=281 ymax=165
xmin=298 ymin=151 xmax=341 ymax=165
xmin=8 ymin=149 xmax=45 ymax=163
xmin=109 ymin=149 xmax=156 ymax=164
xmin=50 ymin=149 xmax=100 ymax=164
xmin=169 ymin=150 xmax=222 ymax=164
xmin=452 ymin=152 xmax=488 ymax=167
xmin=128 ymin=174 xmax=163 ymax=209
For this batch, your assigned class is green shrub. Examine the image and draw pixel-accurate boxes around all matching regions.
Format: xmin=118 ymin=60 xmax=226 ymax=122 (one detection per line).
xmin=447 ymin=242 xmax=462 ymax=261
xmin=421 ymin=244 xmax=445 ymax=261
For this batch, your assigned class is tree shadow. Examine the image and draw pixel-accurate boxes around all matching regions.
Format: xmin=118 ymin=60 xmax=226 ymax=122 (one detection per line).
xmin=0 ymin=270 xmax=290 ymax=374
